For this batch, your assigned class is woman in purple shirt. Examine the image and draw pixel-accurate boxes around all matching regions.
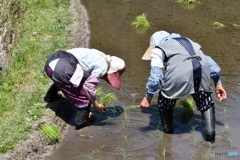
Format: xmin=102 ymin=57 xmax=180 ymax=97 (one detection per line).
xmin=44 ymin=48 xmax=126 ymax=130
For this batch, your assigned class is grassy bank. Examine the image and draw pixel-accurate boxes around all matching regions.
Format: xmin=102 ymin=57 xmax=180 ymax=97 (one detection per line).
xmin=0 ymin=0 xmax=71 ymax=153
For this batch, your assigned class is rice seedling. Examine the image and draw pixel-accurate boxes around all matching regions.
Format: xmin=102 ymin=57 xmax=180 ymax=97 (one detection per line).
xmin=80 ymin=149 xmax=102 ymax=160
xmin=222 ymin=124 xmax=230 ymax=134
xmin=180 ymin=98 xmax=195 ymax=122
xmin=202 ymin=153 xmax=207 ymax=160
xmin=123 ymin=136 xmax=130 ymax=145
xmin=100 ymin=93 xmax=117 ymax=107
xmin=125 ymin=105 xmax=139 ymax=110
xmin=38 ymin=124 xmax=60 ymax=143
xmin=121 ymin=117 xmax=130 ymax=130
xmin=191 ymin=125 xmax=198 ymax=133
xmin=96 ymin=87 xmax=103 ymax=97
xmin=115 ymin=147 xmax=142 ymax=159
xmin=153 ymin=153 xmax=161 ymax=158
xmin=191 ymin=125 xmax=199 ymax=146
xmin=232 ymin=24 xmax=240 ymax=28
xmin=96 ymin=87 xmax=118 ymax=107
xmin=131 ymin=13 xmax=150 ymax=29
xmin=115 ymin=147 xmax=134 ymax=159
xmin=162 ymin=148 xmax=166 ymax=160
xmin=227 ymin=137 xmax=233 ymax=149
xmin=159 ymin=131 xmax=164 ymax=144
xmin=222 ymin=108 xmax=228 ymax=122
xmin=194 ymin=138 xmax=199 ymax=146
xmin=213 ymin=21 xmax=226 ymax=29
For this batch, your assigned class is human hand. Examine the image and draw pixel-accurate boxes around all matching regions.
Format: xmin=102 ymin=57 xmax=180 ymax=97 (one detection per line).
xmin=92 ymin=101 xmax=106 ymax=113
xmin=140 ymin=97 xmax=152 ymax=110
xmin=215 ymin=83 xmax=227 ymax=101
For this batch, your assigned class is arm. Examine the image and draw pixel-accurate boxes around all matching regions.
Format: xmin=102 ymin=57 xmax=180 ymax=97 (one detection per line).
xmin=140 ymin=48 xmax=165 ymax=109
xmin=205 ymin=55 xmax=221 ymax=85
xmin=205 ymin=55 xmax=227 ymax=101
xmin=83 ymin=75 xmax=106 ymax=113
xmin=91 ymin=100 xmax=106 ymax=113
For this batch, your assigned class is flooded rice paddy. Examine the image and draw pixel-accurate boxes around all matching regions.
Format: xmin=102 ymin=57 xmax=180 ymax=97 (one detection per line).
xmin=49 ymin=0 xmax=240 ymax=159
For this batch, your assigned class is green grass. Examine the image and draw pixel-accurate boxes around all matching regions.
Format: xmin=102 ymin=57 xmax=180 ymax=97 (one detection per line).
xmin=0 ymin=0 xmax=71 ymax=153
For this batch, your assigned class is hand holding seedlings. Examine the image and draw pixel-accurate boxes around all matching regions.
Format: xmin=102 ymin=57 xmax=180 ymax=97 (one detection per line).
xmin=92 ymin=100 xmax=106 ymax=113
xmin=140 ymin=97 xmax=152 ymax=110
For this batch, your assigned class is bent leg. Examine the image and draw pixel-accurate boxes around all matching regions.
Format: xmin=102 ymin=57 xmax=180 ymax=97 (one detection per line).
xmin=159 ymin=108 xmax=174 ymax=133
xmin=158 ymin=93 xmax=176 ymax=134
xmin=75 ymin=106 xmax=91 ymax=130
xmin=44 ymin=83 xmax=62 ymax=102
xmin=192 ymin=89 xmax=215 ymax=142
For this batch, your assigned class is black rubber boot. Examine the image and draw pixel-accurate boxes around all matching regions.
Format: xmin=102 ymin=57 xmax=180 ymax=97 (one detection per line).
xmin=44 ymin=83 xmax=62 ymax=102
xmin=201 ymin=106 xmax=215 ymax=143
xmin=75 ymin=107 xmax=91 ymax=130
xmin=159 ymin=108 xmax=174 ymax=133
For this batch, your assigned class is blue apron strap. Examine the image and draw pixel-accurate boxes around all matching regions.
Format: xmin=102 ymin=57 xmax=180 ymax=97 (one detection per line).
xmin=173 ymin=37 xmax=202 ymax=79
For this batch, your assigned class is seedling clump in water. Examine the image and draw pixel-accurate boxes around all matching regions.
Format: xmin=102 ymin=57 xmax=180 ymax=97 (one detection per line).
xmin=180 ymin=98 xmax=195 ymax=122
xmin=213 ymin=21 xmax=226 ymax=29
xmin=132 ymin=13 xmax=150 ymax=29
xmin=132 ymin=13 xmax=150 ymax=34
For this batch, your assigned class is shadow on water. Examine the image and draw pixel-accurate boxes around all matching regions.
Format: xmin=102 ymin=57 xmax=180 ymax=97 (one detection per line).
xmin=46 ymin=98 xmax=124 ymax=127
xmin=49 ymin=0 xmax=240 ymax=159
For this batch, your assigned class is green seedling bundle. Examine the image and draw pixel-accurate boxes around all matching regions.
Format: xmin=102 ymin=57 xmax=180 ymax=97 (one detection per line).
xmin=38 ymin=124 xmax=60 ymax=143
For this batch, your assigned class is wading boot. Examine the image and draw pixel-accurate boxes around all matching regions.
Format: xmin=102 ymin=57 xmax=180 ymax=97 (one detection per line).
xmin=44 ymin=83 xmax=62 ymax=102
xmin=159 ymin=108 xmax=174 ymax=133
xmin=201 ymin=106 xmax=215 ymax=143
xmin=75 ymin=107 xmax=91 ymax=130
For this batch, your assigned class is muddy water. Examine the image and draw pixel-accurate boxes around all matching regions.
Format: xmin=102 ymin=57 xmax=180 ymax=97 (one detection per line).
xmin=49 ymin=0 xmax=240 ymax=159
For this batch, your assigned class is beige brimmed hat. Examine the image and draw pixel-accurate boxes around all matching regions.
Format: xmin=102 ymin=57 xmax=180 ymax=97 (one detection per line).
xmin=142 ymin=36 xmax=154 ymax=60
xmin=142 ymin=31 xmax=171 ymax=60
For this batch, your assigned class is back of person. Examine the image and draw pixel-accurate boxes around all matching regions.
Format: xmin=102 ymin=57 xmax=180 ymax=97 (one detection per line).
xmin=157 ymin=37 xmax=212 ymax=99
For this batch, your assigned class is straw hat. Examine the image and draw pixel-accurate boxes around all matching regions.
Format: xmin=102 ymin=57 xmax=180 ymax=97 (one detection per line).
xmin=142 ymin=31 xmax=171 ymax=60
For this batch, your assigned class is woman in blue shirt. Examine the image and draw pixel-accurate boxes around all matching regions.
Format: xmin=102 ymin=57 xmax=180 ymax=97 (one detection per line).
xmin=140 ymin=31 xmax=227 ymax=143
